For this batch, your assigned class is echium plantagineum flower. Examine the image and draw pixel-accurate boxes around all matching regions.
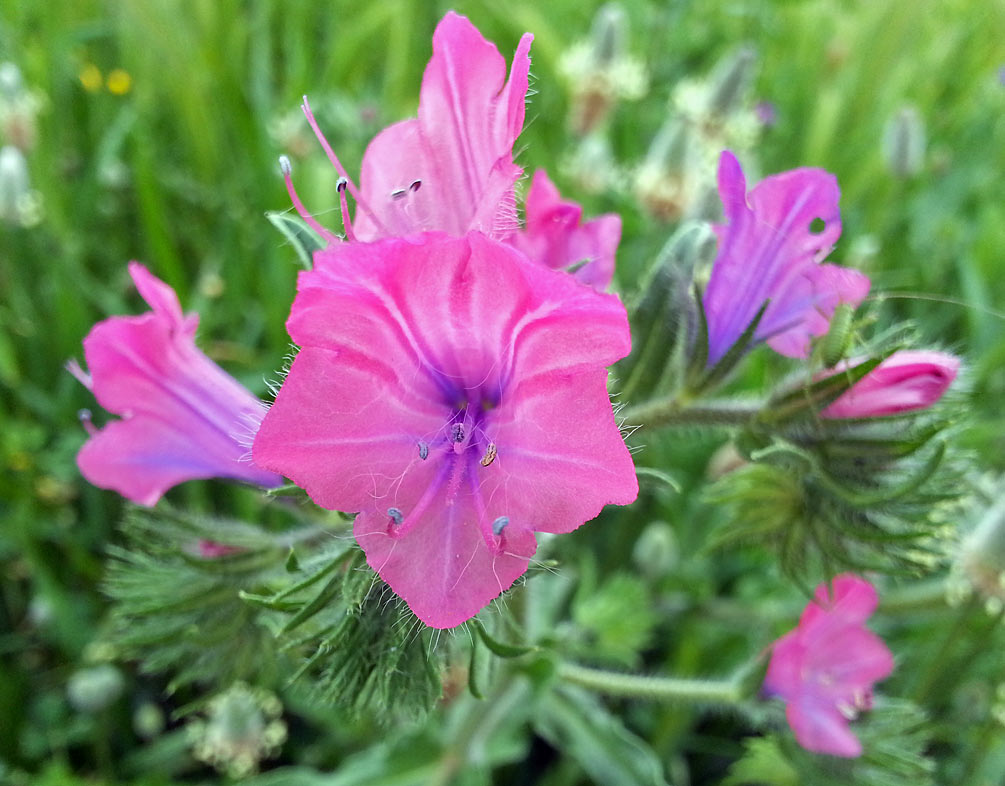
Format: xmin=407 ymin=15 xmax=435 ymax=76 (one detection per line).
xmin=70 ymin=263 xmax=282 ymax=506
xmin=820 ymin=350 xmax=959 ymax=419
xmin=252 ymin=233 xmax=638 ymax=628
xmin=282 ymin=11 xmax=621 ymax=290
xmin=702 ymin=151 xmax=871 ymax=364
xmin=764 ymin=574 xmax=894 ymax=757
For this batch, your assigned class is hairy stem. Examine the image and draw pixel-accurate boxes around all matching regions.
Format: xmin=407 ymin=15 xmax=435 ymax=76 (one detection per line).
xmin=558 ymin=662 xmax=742 ymax=706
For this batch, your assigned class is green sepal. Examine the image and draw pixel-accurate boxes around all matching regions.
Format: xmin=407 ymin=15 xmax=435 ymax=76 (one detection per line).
xmin=690 ymin=299 xmax=770 ymax=394
xmin=284 ymin=548 xmax=301 ymax=573
xmin=763 ymin=354 xmax=889 ymax=423
xmin=265 ymin=211 xmax=325 ymax=269
xmin=471 ymin=618 xmax=536 ymax=658
xmin=635 ymin=466 xmax=682 ymax=493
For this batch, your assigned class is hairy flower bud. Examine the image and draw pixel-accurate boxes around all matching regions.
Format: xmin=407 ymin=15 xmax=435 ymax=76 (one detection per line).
xmin=882 ymin=106 xmax=926 ymax=178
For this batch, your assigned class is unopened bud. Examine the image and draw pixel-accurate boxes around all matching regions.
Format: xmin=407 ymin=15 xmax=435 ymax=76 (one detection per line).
xmin=882 ymin=106 xmax=926 ymax=178
xmin=632 ymin=521 xmax=678 ymax=579
xmin=589 ymin=4 xmax=628 ymax=65
xmin=707 ymin=47 xmax=757 ymax=117
xmin=67 ymin=664 xmax=125 ymax=713
xmin=0 ymin=145 xmax=29 ymax=221
xmin=961 ymin=494 xmax=1005 ymax=601
xmin=0 ymin=62 xmax=23 ymax=99
xmin=133 ymin=702 xmax=166 ymax=739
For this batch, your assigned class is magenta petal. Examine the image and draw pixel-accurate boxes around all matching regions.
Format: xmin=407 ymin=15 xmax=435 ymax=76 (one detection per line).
xmin=355 ymin=490 xmax=538 ymax=629
xmin=75 ymin=264 xmax=282 ymax=505
xmin=254 ymin=232 xmax=636 ymax=627
xmin=507 ymin=169 xmax=621 ymax=290
xmin=703 ymin=151 xmax=869 ymax=363
xmin=764 ymin=574 xmax=893 ymax=758
xmin=353 ymin=12 xmax=532 ymax=240
xmin=800 ymin=573 xmax=879 ymax=629
xmin=821 ymin=350 xmax=959 ymax=418
xmin=787 ymin=699 xmax=863 ymax=757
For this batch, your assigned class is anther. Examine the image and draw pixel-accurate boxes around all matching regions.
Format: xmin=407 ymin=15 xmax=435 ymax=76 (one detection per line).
xmin=277 ymin=155 xmax=339 ymax=244
xmin=387 ymin=507 xmax=404 ymax=526
xmin=451 ymin=423 xmax=466 ymax=443
xmin=417 ymin=441 xmax=429 ymax=460
xmin=409 ymin=179 xmax=422 ymax=192
xmin=492 ymin=516 xmax=510 ymax=536
xmin=78 ymin=408 xmax=98 ymax=436
xmin=390 ymin=188 xmax=408 ymax=200
xmin=480 ymin=442 xmax=497 ymax=467
xmin=336 ymin=177 xmax=356 ymax=242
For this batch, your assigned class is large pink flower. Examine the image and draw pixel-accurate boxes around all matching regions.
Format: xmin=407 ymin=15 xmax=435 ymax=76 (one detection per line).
xmin=71 ymin=263 xmax=282 ymax=506
xmin=764 ymin=574 xmax=894 ymax=757
xmin=252 ymin=232 xmax=638 ymax=628
xmin=506 ymin=169 xmax=622 ymax=291
xmin=703 ymin=151 xmax=871 ymax=364
xmin=820 ymin=350 xmax=959 ymax=418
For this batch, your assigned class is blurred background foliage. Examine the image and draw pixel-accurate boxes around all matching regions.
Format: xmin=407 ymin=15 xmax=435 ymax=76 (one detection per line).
xmin=1 ymin=0 xmax=1004 ymax=783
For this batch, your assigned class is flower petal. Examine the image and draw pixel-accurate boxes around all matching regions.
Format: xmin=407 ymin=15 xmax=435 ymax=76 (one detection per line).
xmin=353 ymin=12 xmax=532 ymax=240
xmin=703 ymin=151 xmax=868 ymax=363
xmin=786 ymin=698 xmax=863 ymax=757
xmin=508 ymin=170 xmax=621 ymax=290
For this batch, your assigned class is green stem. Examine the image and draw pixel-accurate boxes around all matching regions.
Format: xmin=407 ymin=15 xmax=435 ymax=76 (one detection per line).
xmin=878 ymin=577 xmax=949 ymax=614
xmin=558 ymin=662 xmax=742 ymax=706
xmin=622 ymin=400 xmax=759 ymax=431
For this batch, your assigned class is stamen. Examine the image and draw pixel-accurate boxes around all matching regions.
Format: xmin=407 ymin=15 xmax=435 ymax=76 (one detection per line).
xmin=417 ymin=440 xmax=429 ymax=460
xmin=466 ymin=466 xmax=507 ymax=554
xmin=78 ymin=408 xmax=98 ymax=436
xmin=65 ymin=359 xmax=93 ymax=391
xmin=278 ymin=156 xmax=339 ymax=244
xmin=409 ymin=179 xmax=422 ymax=192
xmin=300 ymin=95 xmax=392 ymax=236
xmin=336 ymin=178 xmax=356 ymax=242
xmin=480 ymin=443 xmax=497 ymax=467
xmin=451 ymin=423 xmax=466 ymax=444
xmin=387 ymin=461 xmax=451 ymax=539
xmin=492 ymin=516 xmax=509 ymax=536
xmin=387 ymin=507 xmax=404 ymax=526
xmin=390 ymin=188 xmax=408 ymax=200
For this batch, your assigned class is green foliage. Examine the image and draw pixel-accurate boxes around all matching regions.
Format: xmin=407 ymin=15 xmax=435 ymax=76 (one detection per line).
xmin=533 ymin=685 xmax=669 ymax=786
xmin=727 ymin=701 xmax=935 ymax=786
xmin=102 ymin=506 xmax=286 ymax=693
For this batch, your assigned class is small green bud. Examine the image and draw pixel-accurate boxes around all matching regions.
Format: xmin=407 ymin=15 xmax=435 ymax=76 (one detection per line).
xmin=882 ymin=106 xmax=926 ymax=178
xmin=133 ymin=702 xmax=166 ymax=739
xmin=707 ymin=47 xmax=757 ymax=117
xmin=67 ymin=665 xmax=125 ymax=713
xmin=632 ymin=521 xmax=679 ymax=579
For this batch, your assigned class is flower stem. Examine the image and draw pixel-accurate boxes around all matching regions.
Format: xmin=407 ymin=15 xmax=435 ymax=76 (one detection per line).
xmin=622 ymin=398 xmax=759 ymax=431
xmin=558 ymin=662 xmax=742 ymax=706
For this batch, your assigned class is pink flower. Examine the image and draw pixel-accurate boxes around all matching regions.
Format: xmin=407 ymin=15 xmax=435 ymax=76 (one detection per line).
xmin=252 ymin=232 xmax=638 ymax=628
xmin=506 ymin=169 xmax=622 ymax=291
xmin=702 ymin=151 xmax=870 ymax=364
xmin=820 ymin=350 xmax=959 ymax=418
xmin=70 ymin=263 xmax=282 ymax=506
xmin=285 ymin=12 xmax=532 ymax=243
xmin=764 ymin=574 xmax=894 ymax=757
xmin=196 ymin=540 xmax=244 ymax=558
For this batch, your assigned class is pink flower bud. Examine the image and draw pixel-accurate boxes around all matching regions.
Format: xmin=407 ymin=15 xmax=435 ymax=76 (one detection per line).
xmin=821 ymin=350 xmax=959 ymax=419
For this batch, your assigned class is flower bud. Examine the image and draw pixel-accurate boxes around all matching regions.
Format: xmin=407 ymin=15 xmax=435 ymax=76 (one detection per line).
xmin=0 ymin=62 xmax=24 ymax=99
xmin=707 ymin=47 xmax=756 ymax=117
xmin=960 ymin=494 xmax=1005 ymax=602
xmin=820 ymin=350 xmax=959 ymax=419
xmin=67 ymin=664 xmax=125 ymax=713
xmin=559 ymin=3 xmax=647 ymax=134
xmin=632 ymin=521 xmax=678 ymax=579
xmin=882 ymin=106 xmax=926 ymax=178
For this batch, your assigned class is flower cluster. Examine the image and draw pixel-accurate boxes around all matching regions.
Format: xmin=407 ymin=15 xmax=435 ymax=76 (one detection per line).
xmin=70 ymin=10 xmax=958 ymax=670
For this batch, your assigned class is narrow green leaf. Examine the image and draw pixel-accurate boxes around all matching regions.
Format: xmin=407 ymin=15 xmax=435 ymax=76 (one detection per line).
xmin=265 ymin=210 xmax=325 ymax=269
